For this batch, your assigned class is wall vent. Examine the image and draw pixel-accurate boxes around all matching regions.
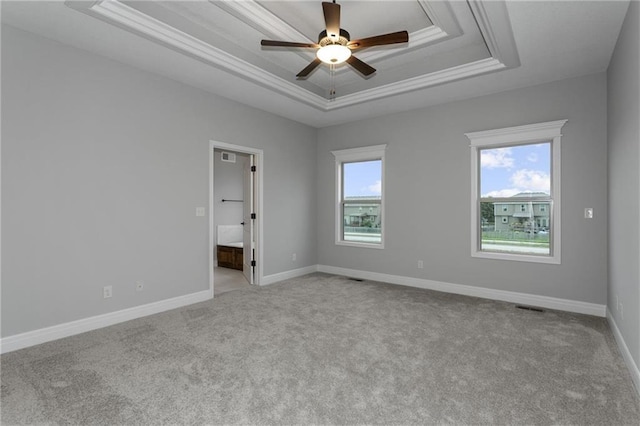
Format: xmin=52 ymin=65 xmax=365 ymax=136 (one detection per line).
xmin=221 ymin=151 xmax=236 ymax=163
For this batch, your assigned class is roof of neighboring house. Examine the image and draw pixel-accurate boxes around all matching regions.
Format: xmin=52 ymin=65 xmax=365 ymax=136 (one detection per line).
xmin=344 ymin=196 xmax=382 ymax=201
xmin=510 ymin=192 xmax=549 ymax=198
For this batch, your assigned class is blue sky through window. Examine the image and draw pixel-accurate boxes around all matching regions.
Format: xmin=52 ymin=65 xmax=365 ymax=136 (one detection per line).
xmin=480 ymin=143 xmax=550 ymax=197
xmin=344 ymin=160 xmax=382 ymax=198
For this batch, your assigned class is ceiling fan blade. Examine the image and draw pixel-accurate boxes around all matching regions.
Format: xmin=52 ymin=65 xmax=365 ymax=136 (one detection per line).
xmin=322 ymin=2 xmax=341 ymax=39
xmin=261 ymin=40 xmax=319 ymax=48
xmin=347 ymin=31 xmax=409 ymax=50
xmin=346 ymin=55 xmax=376 ymax=77
xmin=296 ymin=58 xmax=322 ymax=78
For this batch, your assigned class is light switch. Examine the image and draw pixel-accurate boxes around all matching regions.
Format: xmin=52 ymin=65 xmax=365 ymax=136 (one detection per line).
xmin=584 ymin=208 xmax=593 ymax=219
xmin=196 ymin=207 xmax=206 ymax=217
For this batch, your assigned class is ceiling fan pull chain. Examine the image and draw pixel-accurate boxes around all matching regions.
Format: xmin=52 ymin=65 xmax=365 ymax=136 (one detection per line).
xmin=329 ymin=63 xmax=336 ymax=100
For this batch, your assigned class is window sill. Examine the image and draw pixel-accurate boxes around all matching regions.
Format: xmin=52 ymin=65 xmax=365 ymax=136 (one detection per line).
xmin=336 ymin=241 xmax=385 ymax=250
xmin=472 ymin=250 xmax=560 ymax=264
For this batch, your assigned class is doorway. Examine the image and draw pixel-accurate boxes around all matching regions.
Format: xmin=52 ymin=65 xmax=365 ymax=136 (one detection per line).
xmin=210 ymin=141 xmax=263 ymax=296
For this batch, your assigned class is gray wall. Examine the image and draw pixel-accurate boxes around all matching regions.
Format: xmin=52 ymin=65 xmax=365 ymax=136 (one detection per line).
xmin=318 ymin=72 xmax=608 ymax=305
xmin=1 ymin=26 xmax=317 ymax=337
xmin=607 ymin=1 xmax=639 ymax=367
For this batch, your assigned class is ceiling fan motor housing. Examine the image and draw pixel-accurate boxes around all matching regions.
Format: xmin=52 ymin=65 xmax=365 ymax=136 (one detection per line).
xmin=318 ymin=29 xmax=351 ymax=46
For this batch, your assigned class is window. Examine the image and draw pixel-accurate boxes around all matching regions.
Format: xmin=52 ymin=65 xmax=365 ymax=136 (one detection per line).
xmin=465 ymin=120 xmax=566 ymax=264
xmin=331 ymin=145 xmax=386 ymax=248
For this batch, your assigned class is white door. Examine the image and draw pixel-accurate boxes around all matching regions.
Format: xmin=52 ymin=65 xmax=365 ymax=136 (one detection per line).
xmin=242 ymin=155 xmax=255 ymax=284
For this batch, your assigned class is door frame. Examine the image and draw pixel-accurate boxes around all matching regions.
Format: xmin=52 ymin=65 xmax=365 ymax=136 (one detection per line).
xmin=210 ymin=140 xmax=264 ymax=294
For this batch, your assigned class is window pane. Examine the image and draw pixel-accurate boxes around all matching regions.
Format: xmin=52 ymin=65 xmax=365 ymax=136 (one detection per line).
xmin=343 ymin=203 xmax=381 ymax=243
xmin=343 ymin=160 xmax=382 ymax=244
xmin=480 ymin=201 xmax=550 ymax=255
xmin=480 ymin=143 xmax=551 ymax=197
xmin=343 ymin=160 xmax=382 ymax=198
xmin=479 ymin=142 xmax=551 ymax=256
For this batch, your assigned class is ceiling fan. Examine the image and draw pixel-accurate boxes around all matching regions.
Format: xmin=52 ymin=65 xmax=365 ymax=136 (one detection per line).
xmin=261 ymin=1 xmax=409 ymax=79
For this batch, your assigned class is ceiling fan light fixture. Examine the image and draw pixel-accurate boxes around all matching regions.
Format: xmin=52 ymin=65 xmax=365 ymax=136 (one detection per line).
xmin=316 ymin=44 xmax=351 ymax=64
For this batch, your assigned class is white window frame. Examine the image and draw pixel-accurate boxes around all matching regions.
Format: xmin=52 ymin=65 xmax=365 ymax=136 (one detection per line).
xmin=331 ymin=144 xmax=387 ymax=249
xmin=465 ymin=120 xmax=567 ymax=264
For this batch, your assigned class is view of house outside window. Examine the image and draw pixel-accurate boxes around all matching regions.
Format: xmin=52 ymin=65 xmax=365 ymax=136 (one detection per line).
xmin=479 ymin=142 xmax=552 ymax=255
xmin=342 ymin=160 xmax=382 ymax=244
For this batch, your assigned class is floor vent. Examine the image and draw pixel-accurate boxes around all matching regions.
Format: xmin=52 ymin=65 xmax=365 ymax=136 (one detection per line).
xmin=516 ymin=305 xmax=545 ymax=313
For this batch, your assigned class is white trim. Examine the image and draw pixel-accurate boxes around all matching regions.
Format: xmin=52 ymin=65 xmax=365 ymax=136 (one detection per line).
xmin=471 ymin=250 xmax=560 ymax=264
xmin=330 ymin=144 xmax=387 ymax=162
xmin=209 ymin=141 xmax=215 ymax=297
xmin=317 ymin=265 xmax=606 ymax=317
xmin=219 ymin=0 xmax=447 ymax=71
xmin=214 ymin=0 xmax=311 ymax=45
xmin=261 ymin=265 xmax=319 ymax=286
xmin=335 ymin=241 xmax=385 ymax=250
xmin=334 ymin=26 xmax=448 ymax=77
xmin=465 ymin=120 xmax=568 ymax=147
xmin=607 ymin=310 xmax=640 ymax=396
xmin=329 ymin=58 xmax=505 ymax=110
xmin=332 ymin=145 xmax=387 ymax=249
xmin=210 ymin=141 xmax=264 ymax=289
xmin=419 ymin=0 xmax=462 ymax=38
xmin=0 ymin=289 xmax=212 ymax=354
xmin=79 ymin=1 xmax=516 ymax=111
xmin=1 ymin=265 xmax=611 ymax=354
xmin=89 ymin=0 xmax=326 ymax=110
xmin=466 ymin=120 xmax=567 ymax=264
xmin=467 ymin=0 xmax=520 ymax=68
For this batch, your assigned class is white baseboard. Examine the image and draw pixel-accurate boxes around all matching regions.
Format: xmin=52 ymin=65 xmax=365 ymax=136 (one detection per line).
xmin=1 ymin=265 xmax=609 ymax=354
xmin=607 ymin=310 xmax=640 ymax=396
xmin=0 ymin=288 xmax=213 ymax=354
xmin=261 ymin=265 xmax=318 ymax=286
xmin=317 ymin=265 xmax=606 ymax=317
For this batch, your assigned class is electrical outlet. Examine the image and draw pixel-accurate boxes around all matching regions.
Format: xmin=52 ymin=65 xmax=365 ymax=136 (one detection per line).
xmin=417 ymin=260 xmax=424 ymax=269
xmin=584 ymin=208 xmax=593 ymax=219
xmin=195 ymin=207 xmax=205 ymax=217
xmin=103 ymin=285 xmax=112 ymax=299
xmin=292 ymin=253 xmax=297 ymax=262
xmin=136 ymin=281 xmax=144 ymax=292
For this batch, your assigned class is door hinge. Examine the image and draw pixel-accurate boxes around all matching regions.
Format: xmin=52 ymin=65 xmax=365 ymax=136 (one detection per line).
xmin=251 ymin=165 xmax=256 ymax=172
xmin=251 ymin=213 xmax=256 ymax=219
xmin=251 ymin=260 xmax=256 ymax=267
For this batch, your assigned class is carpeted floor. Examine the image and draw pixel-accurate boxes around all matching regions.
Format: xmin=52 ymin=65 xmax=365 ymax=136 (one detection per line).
xmin=1 ymin=273 xmax=639 ymax=425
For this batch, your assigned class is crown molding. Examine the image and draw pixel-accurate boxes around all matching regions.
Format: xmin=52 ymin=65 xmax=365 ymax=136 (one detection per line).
xmin=212 ymin=0 xmax=311 ymax=43
xmin=467 ymin=0 xmax=520 ymax=67
xmin=328 ymin=57 xmax=505 ymax=110
xmin=465 ymin=120 xmax=568 ymax=146
xmin=78 ymin=0 xmax=518 ymax=112
xmin=419 ymin=0 xmax=462 ymax=37
xmin=221 ymin=0 xmax=449 ymax=68
xmin=90 ymin=0 xmax=327 ymax=110
xmin=336 ymin=25 xmax=447 ymax=76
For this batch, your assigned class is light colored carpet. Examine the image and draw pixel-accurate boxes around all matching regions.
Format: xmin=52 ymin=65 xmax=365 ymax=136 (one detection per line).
xmin=1 ymin=273 xmax=639 ymax=425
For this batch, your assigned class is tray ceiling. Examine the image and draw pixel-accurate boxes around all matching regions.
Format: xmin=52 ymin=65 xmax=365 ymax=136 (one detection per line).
xmin=0 ymin=1 xmax=630 ymax=127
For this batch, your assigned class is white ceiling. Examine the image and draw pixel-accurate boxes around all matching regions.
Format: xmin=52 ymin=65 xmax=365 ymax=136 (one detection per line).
xmin=0 ymin=1 xmax=630 ymax=128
